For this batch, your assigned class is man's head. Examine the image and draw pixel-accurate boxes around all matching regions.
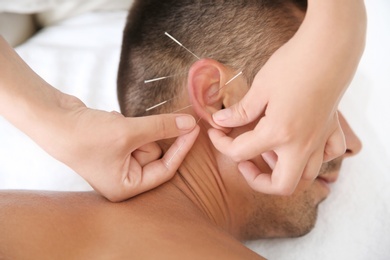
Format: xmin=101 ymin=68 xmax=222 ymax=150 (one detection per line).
xmin=117 ymin=0 xmax=361 ymax=241
xmin=118 ymin=0 xmax=307 ymax=117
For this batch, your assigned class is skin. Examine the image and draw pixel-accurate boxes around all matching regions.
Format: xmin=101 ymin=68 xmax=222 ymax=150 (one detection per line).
xmin=210 ymin=0 xmax=367 ymax=195
xmin=0 ymin=36 xmax=199 ymax=202
xmin=0 ymin=0 xmax=366 ymax=203
xmin=0 ymin=2 xmax=365 ymax=257
xmin=0 ymin=62 xmax=362 ymax=259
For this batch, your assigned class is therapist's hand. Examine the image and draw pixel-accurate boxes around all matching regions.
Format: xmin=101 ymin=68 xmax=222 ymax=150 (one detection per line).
xmin=1 ymin=35 xmax=199 ymax=202
xmin=208 ymin=56 xmax=346 ymax=195
xmin=47 ymin=97 xmax=200 ymax=202
xmin=208 ymin=0 xmax=365 ymax=195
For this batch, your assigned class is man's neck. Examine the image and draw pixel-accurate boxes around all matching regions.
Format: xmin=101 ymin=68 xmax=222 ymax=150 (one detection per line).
xmin=167 ymin=130 xmax=245 ymax=239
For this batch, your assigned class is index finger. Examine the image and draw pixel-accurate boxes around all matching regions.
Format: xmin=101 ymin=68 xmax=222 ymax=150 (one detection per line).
xmin=239 ymin=151 xmax=308 ymax=195
xmin=208 ymin=125 xmax=275 ymax=162
xmin=132 ymin=126 xmax=200 ymax=195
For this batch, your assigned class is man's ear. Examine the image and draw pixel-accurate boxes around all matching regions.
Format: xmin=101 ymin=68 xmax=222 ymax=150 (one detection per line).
xmin=187 ymin=58 xmax=229 ymax=129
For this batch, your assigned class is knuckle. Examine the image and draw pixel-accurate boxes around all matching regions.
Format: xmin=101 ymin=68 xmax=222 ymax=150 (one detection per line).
xmin=150 ymin=117 xmax=170 ymax=140
xmin=231 ymin=154 xmax=243 ymax=162
xmin=117 ymin=130 xmax=131 ymax=147
xmin=336 ymin=142 xmax=347 ymax=156
xmin=273 ymin=120 xmax=297 ymax=139
xmin=109 ymin=121 xmax=132 ymax=148
xmin=302 ymin=170 xmax=317 ymax=181
xmin=270 ymin=125 xmax=296 ymax=146
xmin=327 ymin=142 xmax=347 ymax=159
xmin=106 ymin=195 xmax=122 ymax=203
xmin=229 ymin=149 xmax=245 ymax=162
xmin=103 ymin=189 xmax=124 ymax=203
xmin=268 ymin=175 xmax=296 ymax=196
xmin=235 ymin=102 xmax=250 ymax=123
xmin=325 ymin=131 xmax=347 ymax=160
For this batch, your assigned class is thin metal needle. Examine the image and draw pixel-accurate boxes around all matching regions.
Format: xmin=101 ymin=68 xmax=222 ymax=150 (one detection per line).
xmin=144 ymin=32 xmax=200 ymax=85
xmin=145 ymin=101 xmax=168 ymax=112
xmin=146 ymin=71 xmax=243 ymax=112
xmin=165 ymin=32 xmax=201 ymax=60
xmin=225 ymin=71 xmax=243 ymax=86
xmin=164 ymin=116 xmax=202 ymax=167
xmin=144 ymin=32 xmax=243 ymax=113
xmin=144 ymin=73 xmax=188 ymax=84
xmin=165 ymin=139 xmax=186 ymax=167
xmin=144 ymin=76 xmax=171 ymax=84
xmin=209 ymin=71 xmax=243 ymax=97
xmin=170 ymin=105 xmax=193 ymax=114
xmin=145 ymin=96 xmax=179 ymax=112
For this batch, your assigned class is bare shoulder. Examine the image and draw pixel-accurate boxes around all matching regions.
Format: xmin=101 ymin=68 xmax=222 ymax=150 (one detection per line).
xmin=0 ymin=190 xmax=265 ymax=259
xmin=0 ymin=190 xmax=105 ymax=259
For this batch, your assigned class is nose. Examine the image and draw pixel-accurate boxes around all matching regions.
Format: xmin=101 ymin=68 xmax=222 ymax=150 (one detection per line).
xmin=338 ymin=113 xmax=363 ymax=158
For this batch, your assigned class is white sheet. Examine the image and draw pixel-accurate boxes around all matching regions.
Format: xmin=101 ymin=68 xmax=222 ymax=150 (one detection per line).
xmin=248 ymin=1 xmax=390 ymax=258
xmin=0 ymin=2 xmax=389 ymax=259
xmin=0 ymin=0 xmax=133 ymax=26
xmin=0 ymin=11 xmax=125 ymax=191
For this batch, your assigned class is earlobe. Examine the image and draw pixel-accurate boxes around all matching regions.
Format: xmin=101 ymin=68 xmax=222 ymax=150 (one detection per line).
xmin=187 ymin=59 xmax=226 ymax=129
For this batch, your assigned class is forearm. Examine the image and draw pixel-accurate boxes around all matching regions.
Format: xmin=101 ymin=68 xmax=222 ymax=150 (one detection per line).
xmin=0 ymin=36 xmax=80 ymax=154
xmin=290 ymin=0 xmax=367 ymax=103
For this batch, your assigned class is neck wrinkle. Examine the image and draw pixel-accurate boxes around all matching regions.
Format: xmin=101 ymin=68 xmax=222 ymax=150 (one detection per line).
xmin=171 ymin=146 xmax=233 ymax=233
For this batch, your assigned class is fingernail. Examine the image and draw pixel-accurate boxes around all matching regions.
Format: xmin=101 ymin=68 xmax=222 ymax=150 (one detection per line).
xmin=262 ymin=151 xmax=277 ymax=170
xmin=213 ymin=108 xmax=232 ymax=122
xmin=176 ymin=115 xmax=196 ymax=130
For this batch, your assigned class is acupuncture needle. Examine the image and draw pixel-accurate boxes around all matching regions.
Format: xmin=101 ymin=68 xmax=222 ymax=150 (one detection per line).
xmin=165 ymin=32 xmax=201 ymax=60
xmin=144 ymin=32 xmax=201 ymax=84
xmin=145 ymin=70 xmax=243 ymax=112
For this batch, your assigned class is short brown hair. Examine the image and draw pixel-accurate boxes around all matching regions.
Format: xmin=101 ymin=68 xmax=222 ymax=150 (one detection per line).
xmin=117 ymin=0 xmax=306 ymax=117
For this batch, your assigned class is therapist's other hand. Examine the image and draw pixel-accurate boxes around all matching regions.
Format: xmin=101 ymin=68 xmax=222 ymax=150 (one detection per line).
xmin=208 ymin=45 xmax=347 ymax=195
xmin=46 ymin=97 xmax=199 ymax=202
xmin=207 ymin=0 xmax=365 ymax=196
xmin=0 ymin=36 xmax=199 ymax=202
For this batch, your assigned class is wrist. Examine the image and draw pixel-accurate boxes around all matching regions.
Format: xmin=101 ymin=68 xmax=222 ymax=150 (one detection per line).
xmin=0 ymin=36 xmax=80 ymax=149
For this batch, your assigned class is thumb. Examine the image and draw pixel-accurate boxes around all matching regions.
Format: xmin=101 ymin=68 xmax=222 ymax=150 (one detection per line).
xmin=129 ymin=114 xmax=197 ymax=144
xmin=212 ymin=84 xmax=266 ymax=128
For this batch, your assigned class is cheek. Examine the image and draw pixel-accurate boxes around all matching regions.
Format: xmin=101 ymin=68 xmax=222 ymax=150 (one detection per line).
xmin=295 ymin=180 xmax=313 ymax=193
xmin=246 ymin=185 xmax=319 ymax=238
xmin=290 ymin=180 xmax=321 ymax=208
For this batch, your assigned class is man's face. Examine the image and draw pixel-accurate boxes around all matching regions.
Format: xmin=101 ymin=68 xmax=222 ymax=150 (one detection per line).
xmin=223 ymin=114 xmax=361 ymax=240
